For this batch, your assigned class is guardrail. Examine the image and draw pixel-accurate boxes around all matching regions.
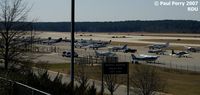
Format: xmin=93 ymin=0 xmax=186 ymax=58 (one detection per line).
xmin=0 ymin=77 xmax=51 ymax=95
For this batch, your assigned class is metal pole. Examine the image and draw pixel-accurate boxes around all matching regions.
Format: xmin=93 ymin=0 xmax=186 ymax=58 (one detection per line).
xmin=70 ymin=0 xmax=75 ymax=88
xmin=127 ymin=63 xmax=129 ymax=95
xmin=101 ymin=62 xmax=104 ymax=95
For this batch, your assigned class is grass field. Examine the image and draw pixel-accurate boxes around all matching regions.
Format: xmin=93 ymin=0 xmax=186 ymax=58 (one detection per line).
xmin=42 ymin=63 xmax=200 ymax=95
xmin=111 ymin=41 xmax=149 ymax=46
xmin=111 ymin=41 xmax=186 ymax=50
xmin=141 ymin=39 xmax=200 ymax=45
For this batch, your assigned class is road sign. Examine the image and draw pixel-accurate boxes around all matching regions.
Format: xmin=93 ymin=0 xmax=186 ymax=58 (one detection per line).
xmin=103 ymin=62 xmax=128 ymax=74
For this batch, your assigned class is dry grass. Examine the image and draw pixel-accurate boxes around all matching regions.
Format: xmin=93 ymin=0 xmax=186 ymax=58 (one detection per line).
xmin=106 ymin=32 xmax=200 ymax=38
xmin=141 ymin=39 xmax=200 ymax=45
xmin=111 ymin=41 xmax=185 ymax=50
xmin=111 ymin=41 xmax=149 ymax=46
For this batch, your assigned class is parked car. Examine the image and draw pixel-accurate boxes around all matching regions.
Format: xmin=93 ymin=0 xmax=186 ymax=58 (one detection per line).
xmin=123 ymin=48 xmax=137 ymax=53
xmin=62 ymin=51 xmax=78 ymax=57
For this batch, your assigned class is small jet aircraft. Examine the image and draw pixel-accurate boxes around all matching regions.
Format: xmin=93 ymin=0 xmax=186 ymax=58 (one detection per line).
xmin=110 ymin=44 xmax=128 ymax=52
xmin=42 ymin=38 xmax=62 ymax=45
xmin=75 ymin=39 xmax=110 ymax=49
xmin=88 ymin=43 xmax=106 ymax=50
xmin=148 ymin=42 xmax=169 ymax=49
xmin=170 ymin=49 xmax=189 ymax=58
xmin=75 ymin=40 xmax=90 ymax=48
xmin=95 ymin=50 xmax=116 ymax=57
xmin=186 ymin=46 xmax=200 ymax=52
xmin=148 ymin=49 xmax=166 ymax=55
xmin=123 ymin=48 xmax=137 ymax=53
xmin=131 ymin=54 xmax=159 ymax=64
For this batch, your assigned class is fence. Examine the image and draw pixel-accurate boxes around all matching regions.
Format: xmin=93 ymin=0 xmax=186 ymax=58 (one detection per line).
xmin=152 ymin=61 xmax=200 ymax=72
xmin=31 ymin=45 xmax=200 ymax=72
xmin=75 ymin=56 xmax=119 ymax=66
xmin=0 ymin=77 xmax=50 ymax=95
xmin=75 ymin=56 xmax=103 ymax=66
xmin=32 ymin=45 xmax=62 ymax=53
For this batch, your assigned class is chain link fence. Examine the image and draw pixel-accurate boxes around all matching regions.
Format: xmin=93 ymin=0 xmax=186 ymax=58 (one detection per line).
xmin=31 ymin=45 xmax=200 ymax=72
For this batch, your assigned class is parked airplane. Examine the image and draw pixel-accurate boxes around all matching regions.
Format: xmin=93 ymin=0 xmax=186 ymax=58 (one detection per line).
xmin=88 ymin=43 xmax=107 ymax=50
xmin=110 ymin=44 xmax=128 ymax=52
xmin=62 ymin=51 xmax=78 ymax=57
xmin=186 ymin=46 xmax=200 ymax=52
xmin=95 ymin=50 xmax=116 ymax=57
xmin=131 ymin=54 xmax=159 ymax=64
xmin=148 ymin=42 xmax=169 ymax=49
xmin=171 ymin=49 xmax=189 ymax=58
xmin=148 ymin=49 xmax=166 ymax=55
xmin=75 ymin=42 xmax=89 ymax=48
xmin=42 ymin=38 xmax=62 ymax=45
xmin=75 ymin=39 xmax=110 ymax=48
xmin=123 ymin=48 xmax=137 ymax=53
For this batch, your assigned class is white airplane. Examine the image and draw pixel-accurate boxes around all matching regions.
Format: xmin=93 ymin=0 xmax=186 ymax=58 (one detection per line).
xmin=110 ymin=44 xmax=128 ymax=52
xmin=148 ymin=49 xmax=166 ymax=55
xmin=95 ymin=50 xmax=116 ymax=57
xmin=131 ymin=54 xmax=159 ymax=64
xmin=148 ymin=42 xmax=169 ymax=49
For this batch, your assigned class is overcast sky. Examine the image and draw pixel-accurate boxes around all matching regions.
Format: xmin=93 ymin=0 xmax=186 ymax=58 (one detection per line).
xmin=28 ymin=0 xmax=200 ymax=22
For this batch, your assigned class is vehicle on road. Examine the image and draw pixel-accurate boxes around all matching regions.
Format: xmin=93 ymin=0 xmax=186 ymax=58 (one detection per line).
xmin=62 ymin=51 xmax=78 ymax=57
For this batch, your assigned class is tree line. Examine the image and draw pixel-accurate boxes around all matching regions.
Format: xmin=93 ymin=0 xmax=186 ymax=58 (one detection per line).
xmin=32 ymin=20 xmax=200 ymax=33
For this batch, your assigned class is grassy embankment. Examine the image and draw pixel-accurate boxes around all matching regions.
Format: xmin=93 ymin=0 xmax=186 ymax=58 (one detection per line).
xmin=42 ymin=63 xmax=200 ymax=95
xmin=141 ymin=39 xmax=200 ymax=45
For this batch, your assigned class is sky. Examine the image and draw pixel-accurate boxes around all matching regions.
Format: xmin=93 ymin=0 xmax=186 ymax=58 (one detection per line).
xmin=28 ymin=0 xmax=200 ymax=22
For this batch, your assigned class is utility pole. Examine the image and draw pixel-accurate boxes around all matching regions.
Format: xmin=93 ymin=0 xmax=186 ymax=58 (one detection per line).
xmin=70 ymin=0 xmax=75 ymax=89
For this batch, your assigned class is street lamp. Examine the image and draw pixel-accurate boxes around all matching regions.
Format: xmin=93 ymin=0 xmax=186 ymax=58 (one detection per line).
xmin=70 ymin=0 xmax=75 ymax=88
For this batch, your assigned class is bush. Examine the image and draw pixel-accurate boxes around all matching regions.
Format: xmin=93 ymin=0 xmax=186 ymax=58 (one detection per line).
xmin=0 ymin=63 xmax=99 ymax=95
xmin=130 ymin=66 xmax=166 ymax=95
xmin=25 ymin=70 xmax=97 ymax=95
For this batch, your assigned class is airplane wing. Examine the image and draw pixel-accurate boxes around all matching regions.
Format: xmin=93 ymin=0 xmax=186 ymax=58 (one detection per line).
xmin=139 ymin=54 xmax=158 ymax=58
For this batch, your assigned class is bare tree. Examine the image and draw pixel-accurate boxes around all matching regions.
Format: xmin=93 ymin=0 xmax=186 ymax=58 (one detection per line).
xmin=76 ymin=64 xmax=89 ymax=94
xmin=0 ymin=0 xmax=32 ymax=70
xmin=104 ymin=74 xmax=120 ymax=95
xmin=131 ymin=66 xmax=166 ymax=95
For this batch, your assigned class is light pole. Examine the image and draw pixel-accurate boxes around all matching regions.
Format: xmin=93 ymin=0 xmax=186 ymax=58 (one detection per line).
xmin=70 ymin=0 xmax=75 ymax=88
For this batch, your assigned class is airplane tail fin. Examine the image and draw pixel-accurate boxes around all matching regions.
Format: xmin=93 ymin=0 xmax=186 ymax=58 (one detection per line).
xmin=94 ymin=50 xmax=98 ymax=55
xmin=171 ymin=49 xmax=175 ymax=54
xmin=109 ymin=40 xmax=112 ymax=44
xmin=131 ymin=54 xmax=136 ymax=59
xmin=94 ymin=50 xmax=100 ymax=57
xmin=166 ymin=42 xmax=169 ymax=47
xmin=122 ymin=44 xmax=128 ymax=49
xmin=56 ymin=38 xmax=62 ymax=42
